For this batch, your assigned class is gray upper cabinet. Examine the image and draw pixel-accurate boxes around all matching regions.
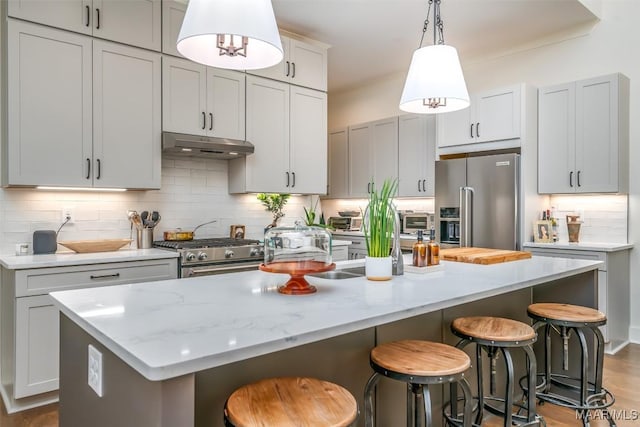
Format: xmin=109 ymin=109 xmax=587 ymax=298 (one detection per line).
xmin=538 ymin=74 xmax=629 ymax=194
xmin=326 ymin=129 xmax=349 ymax=198
xmin=162 ymin=56 xmax=246 ymax=141
xmin=398 ymin=114 xmax=436 ymax=197
xmin=5 ymin=20 xmax=161 ymax=189
xmin=8 ymin=0 xmax=161 ymax=51
xmin=162 ymin=0 xmax=186 ymax=57
xmin=247 ymin=35 xmax=328 ymax=92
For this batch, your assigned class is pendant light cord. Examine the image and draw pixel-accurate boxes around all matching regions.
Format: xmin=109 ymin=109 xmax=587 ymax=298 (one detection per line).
xmin=418 ymin=0 xmax=446 ymax=48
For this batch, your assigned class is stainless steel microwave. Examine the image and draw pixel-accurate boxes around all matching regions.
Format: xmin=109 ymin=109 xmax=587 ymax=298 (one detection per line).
xmin=401 ymin=212 xmax=434 ymax=234
xmin=328 ymin=216 xmax=362 ymax=231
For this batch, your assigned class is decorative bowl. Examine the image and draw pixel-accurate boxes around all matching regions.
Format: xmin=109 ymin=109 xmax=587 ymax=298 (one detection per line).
xmin=338 ymin=210 xmax=360 ymax=217
xmin=58 ymin=239 xmax=132 ymax=253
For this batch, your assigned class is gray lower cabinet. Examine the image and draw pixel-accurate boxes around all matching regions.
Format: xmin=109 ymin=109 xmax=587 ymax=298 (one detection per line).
xmin=0 ymin=258 xmax=178 ymax=409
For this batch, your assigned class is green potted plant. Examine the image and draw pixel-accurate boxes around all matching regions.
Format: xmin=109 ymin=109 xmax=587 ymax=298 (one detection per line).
xmin=257 ymin=193 xmax=290 ymax=232
xmin=362 ymin=178 xmax=398 ymax=281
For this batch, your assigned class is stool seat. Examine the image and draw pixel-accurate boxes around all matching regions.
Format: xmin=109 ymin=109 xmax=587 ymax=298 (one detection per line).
xmin=371 ymin=340 xmax=470 ymax=377
xmin=225 ymin=377 xmax=357 ymax=427
xmin=452 ymin=316 xmax=536 ymax=342
xmin=528 ymin=303 xmax=606 ymax=323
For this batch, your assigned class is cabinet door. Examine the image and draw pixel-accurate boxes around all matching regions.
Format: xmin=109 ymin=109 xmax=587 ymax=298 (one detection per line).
xmin=289 ymin=39 xmax=327 ymax=91
xmin=327 ymin=129 xmax=349 ymax=198
xmin=245 ymin=76 xmax=290 ymax=192
xmin=162 ymin=0 xmax=186 ymax=57
xmin=289 ymin=87 xmax=327 ymax=194
xmin=8 ymin=0 xmax=92 ymax=35
xmin=92 ymin=0 xmax=161 ymax=51
xmin=575 ymin=75 xmax=619 ymax=193
xmin=15 ymin=295 xmax=59 ymax=398
xmin=371 ymin=117 xmax=399 ymax=189
xmin=474 ymin=85 xmax=521 ymax=142
xmin=538 ymin=83 xmax=576 ymax=194
xmin=162 ymin=56 xmax=207 ymax=136
xmin=246 ymin=35 xmax=289 ymax=82
xmin=348 ymin=123 xmax=372 ymax=198
xmin=93 ymin=41 xmax=161 ymax=189
xmin=7 ymin=21 xmax=92 ymax=187
xmin=207 ymin=68 xmax=246 ymax=141
xmin=437 ymin=106 xmax=473 ymax=148
xmin=398 ymin=115 xmax=435 ymax=197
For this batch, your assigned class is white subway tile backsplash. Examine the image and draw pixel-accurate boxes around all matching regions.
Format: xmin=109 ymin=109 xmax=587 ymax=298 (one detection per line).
xmin=0 ymin=155 xmax=312 ymax=255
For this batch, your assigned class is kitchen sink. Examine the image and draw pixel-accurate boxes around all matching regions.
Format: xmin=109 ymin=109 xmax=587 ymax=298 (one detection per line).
xmin=308 ymin=266 xmax=365 ymax=280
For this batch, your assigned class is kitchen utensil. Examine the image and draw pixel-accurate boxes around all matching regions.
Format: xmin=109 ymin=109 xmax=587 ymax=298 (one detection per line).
xmin=163 ymin=220 xmax=217 ymax=241
xmin=141 ymin=211 xmax=149 ymax=227
xmin=131 ymin=213 xmax=143 ymax=230
xmin=136 ymin=228 xmax=154 ymax=249
xmin=151 ymin=211 xmax=160 ymax=227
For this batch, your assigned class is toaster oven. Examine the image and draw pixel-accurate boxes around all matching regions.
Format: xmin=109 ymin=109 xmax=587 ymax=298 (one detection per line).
xmin=401 ymin=212 xmax=434 ymax=234
xmin=328 ymin=216 xmax=362 ymax=231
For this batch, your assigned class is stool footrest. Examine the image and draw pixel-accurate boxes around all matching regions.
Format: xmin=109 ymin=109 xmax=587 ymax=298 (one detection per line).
xmin=482 ymin=396 xmax=544 ymax=426
xmin=520 ymin=373 xmax=615 ymax=411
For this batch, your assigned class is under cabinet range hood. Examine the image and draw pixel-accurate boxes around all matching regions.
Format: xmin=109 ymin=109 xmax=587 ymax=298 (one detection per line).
xmin=162 ymin=132 xmax=254 ymax=159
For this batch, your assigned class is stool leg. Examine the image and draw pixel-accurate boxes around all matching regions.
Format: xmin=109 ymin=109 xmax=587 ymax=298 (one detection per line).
xmin=523 ymin=344 xmax=538 ymax=424
xmin=364 ymin=372 xmax=381 ymax=427
xmin=592 ymin=326 xmax=606 ymax=394
xmin=475 ymin=344 xmax=485 ymax=425
xmin=501 ymin=347 xmax=515 ymax=427
xmin=544 ymin=324 xmax=552 ymax=394
xmin=575 ymin=327 xmax=589 ymax=407
xmin=422 ymin=384 xmax=432 ymax=427
xmin=459 ymin=378 xmax=474 ymax=427
xmin=408 ymin=383 xmax=417 ymax=427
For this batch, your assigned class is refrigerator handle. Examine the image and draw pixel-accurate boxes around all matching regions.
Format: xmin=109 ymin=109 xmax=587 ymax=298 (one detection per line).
xmin=459 ymin=186 xmax=465 ymax=247
xmin=460 ymin=186 xmax=474 ymax=247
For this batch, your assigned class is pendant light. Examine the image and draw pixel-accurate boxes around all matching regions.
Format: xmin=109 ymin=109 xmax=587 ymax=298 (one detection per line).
xmin=177 ymin=0 xmax=283 ymax=71
xmin=399 ymin=0 xmax=469 ymax=114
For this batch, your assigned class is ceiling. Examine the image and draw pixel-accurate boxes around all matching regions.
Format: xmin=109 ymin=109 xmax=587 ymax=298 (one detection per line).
xmin=271 ymin=0 xmax=601 ymax=93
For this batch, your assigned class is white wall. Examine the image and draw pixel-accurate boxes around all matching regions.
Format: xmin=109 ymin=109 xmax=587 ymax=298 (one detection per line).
xmin=0 ymin=155 xmax=312 ymax=255
xmin=328 ymin=1 xmax=639 ymax=340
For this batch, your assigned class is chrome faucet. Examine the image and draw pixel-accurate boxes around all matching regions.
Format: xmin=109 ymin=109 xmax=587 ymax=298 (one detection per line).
xmin=391 ymin=206 xmax=403 ymax=276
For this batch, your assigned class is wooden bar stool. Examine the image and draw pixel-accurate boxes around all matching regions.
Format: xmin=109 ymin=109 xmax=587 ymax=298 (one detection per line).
xmin=451 ymin=316 xmax=541 ymax=427
xmin=523 ymin=303 xmax=615 ymax=427
xmin=363 ymin=340 xmax=473 ymax=427
xmin=224 ymin=377 xmax=358 ymax=427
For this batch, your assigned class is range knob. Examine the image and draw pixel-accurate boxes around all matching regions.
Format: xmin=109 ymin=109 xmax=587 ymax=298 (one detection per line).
xmin=197 ymin=252 xmax=208 ymax=261
xmin=185 ymin=252 xmax=196 ymax=262
xmin=250 ymin=247 xmax=262 ymax=257
xmin=225 ymin=250 xmax=235 ymax=259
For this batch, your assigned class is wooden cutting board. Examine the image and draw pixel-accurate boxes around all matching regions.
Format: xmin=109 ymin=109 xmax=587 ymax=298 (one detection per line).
xmin=440 ymin=247 xmax=532 ymax=265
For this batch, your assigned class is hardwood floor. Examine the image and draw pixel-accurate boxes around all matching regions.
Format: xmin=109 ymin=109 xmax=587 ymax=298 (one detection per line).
xmin=2 ymin=344 xmax=639 ymax=426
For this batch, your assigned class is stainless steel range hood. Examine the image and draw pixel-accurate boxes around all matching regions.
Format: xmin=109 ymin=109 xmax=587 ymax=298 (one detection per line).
xmin=162 ymin=132 xmax=254 ymax=159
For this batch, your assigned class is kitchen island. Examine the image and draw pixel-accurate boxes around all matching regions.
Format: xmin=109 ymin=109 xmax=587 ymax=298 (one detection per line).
xmin=51 ymin=255 xmax=601 ymax=427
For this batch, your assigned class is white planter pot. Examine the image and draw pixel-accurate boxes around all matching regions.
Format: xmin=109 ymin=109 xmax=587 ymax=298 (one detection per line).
xmin=365 ymin=256 xmax=392 ymax=281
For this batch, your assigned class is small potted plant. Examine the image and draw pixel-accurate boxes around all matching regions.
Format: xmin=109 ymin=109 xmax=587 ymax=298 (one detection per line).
xmin=362 ymin=178 xmax=398 ymax=281
xmin=257 ymin=193 xmax=290 ymax=232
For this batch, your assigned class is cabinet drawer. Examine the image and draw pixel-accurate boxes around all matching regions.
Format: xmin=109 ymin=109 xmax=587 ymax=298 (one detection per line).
xmin=526 ymin=248 xmax=606 ymax=271
xmin=332 ymin=246 xmax=348 ymax=262
xmin=15 ymin=259 xmax=177 ymax=297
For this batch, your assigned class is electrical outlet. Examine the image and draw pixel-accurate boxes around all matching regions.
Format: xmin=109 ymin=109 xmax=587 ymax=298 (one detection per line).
xmin=62 ymin=208 xmax=73 ymax=223
xmin=88 ymin=344 xmax=103 ymax=397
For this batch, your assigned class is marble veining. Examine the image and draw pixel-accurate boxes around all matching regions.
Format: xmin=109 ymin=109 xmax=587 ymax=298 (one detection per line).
xmin=51 ymin=255 xmax=602 ymax=381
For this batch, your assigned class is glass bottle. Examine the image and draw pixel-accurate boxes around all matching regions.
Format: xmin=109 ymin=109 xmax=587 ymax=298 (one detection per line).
xmin=412 ymin=230 xmax=428 ymax=267
xmin=427 ymin=228 xmax=440 ymax=266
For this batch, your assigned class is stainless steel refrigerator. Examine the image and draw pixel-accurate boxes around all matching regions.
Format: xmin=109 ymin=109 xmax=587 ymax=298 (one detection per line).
xmin=435 ymin=153 xmax=520 ymax=250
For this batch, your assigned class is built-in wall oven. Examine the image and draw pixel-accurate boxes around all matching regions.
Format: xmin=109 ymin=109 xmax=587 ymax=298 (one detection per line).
xmin=154 ymin=238 xmax=264 ymax=277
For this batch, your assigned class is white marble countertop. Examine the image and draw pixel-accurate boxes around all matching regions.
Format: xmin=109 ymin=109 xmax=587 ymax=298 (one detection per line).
xmin=523 ymin=242 xmax=633 ymax=252
xmin=0 ymin=248 xmax=179 ymax=270
xmin=50 ymin=255 xmax=602 ymax=382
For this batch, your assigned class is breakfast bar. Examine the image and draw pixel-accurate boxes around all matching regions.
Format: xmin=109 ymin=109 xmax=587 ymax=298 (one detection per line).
xmin=51 ymin=256 xmax=602 ymax=427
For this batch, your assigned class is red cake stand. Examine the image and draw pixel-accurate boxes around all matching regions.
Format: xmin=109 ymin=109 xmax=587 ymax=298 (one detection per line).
xmin=260 ymin=261 xmax=336 ymax=295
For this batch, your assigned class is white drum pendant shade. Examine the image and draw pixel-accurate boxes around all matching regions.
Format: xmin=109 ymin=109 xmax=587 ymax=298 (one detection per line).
xmin=177 ymin=0 xmax=283 ymax=70
xmin=399 ymin=44 xmax=470 ymax=114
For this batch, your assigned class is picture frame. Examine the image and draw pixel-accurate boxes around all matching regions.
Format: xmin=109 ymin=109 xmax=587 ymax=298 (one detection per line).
xmin=230 ymin=224 xmax=246 ymax=239
xmin=533 ymin=220 xmax=553 ymax=243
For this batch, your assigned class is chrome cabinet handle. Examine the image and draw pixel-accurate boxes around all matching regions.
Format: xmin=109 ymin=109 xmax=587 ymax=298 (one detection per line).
xmin=285 ymin=61 xmax=290 ymax=77
xmin=85 ymin=5 xmax=90 ymax=27
xmin=95 ymin=8 xmax=100 ymax=29
xmin=569 ymin=171 xmax=574 ymax=187
xmin=86 ymin=158 xmax=91 ymax=179
xmin=476 ymin=122 xmax=480 ymax=138
xmin=286 ymin=171 xmax=290 ymax=187
xmin=96 ymin=159 xmax=101 ymax=179
xmin=202 ymin=112 xmax=206 ymax=130
xmin=577 ymin=170 xmax=581 ymax=187
xmin=209 ymin=113 xmax=213 ymax=131
xmin=90 ymin=273 xmax=120 ymax=280
xmin=292 ymin=172 xmax=296 ymax=188
xmin=292 ymin=62 xmax=296 ymax=78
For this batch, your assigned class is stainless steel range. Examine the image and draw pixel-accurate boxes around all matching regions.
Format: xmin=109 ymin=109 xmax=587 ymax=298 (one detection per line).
xmin=153 ymin=238 xmax=264 ymax=278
